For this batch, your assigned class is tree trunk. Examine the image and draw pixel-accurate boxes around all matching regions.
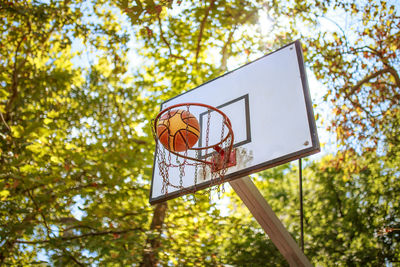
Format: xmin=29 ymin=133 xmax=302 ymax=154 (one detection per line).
xmin=140 ymin=202 xmax=168 ymax=267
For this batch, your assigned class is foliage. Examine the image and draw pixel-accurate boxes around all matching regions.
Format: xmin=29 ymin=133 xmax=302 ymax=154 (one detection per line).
xmin=166 ymin=148 xmax=399 ymax=266
xmin=222 ymin=151 xmax=400 ymax=266
xmin=297 ymin=1 xmax=399 ymax=153
xmin=1 ymin=0 xmax=399 ymax=265
xmin=302 ymin=152 xmax=400 ymax=265
xmin=0 ymin=0 xmax=266 ymax=265
xmin=0 ymin=0 xmax=153 ymax=265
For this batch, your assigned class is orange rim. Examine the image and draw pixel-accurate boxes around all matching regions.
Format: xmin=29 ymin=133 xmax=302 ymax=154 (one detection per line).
xmin=153 ymin=103 xmax=234 ymax=165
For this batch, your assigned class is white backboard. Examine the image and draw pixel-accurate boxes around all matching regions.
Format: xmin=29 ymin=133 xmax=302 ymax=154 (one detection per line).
xmin=150 ymin=41 xmax=320 ymax=204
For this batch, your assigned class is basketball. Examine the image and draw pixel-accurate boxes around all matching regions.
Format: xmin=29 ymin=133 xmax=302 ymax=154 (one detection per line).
xmin=157 ymin=109 xmax=200 ymax=152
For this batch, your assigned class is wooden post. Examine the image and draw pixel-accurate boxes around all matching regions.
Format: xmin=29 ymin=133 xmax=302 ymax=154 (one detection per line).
xmin=230 ymin=176 xmax=312 ymax=267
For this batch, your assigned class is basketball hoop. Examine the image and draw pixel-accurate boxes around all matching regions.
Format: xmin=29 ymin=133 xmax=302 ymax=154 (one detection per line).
xmin=151 ymin=103 xmax=236 ymax=197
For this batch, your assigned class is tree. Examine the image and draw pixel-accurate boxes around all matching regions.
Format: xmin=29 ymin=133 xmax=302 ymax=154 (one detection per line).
xmin=291 ymin=1 xmax=399 ymax=153
xmin=271 ymin=2 xmax=400 ymax=263
xmin=0 ymin=0 xmax=266 ymax=265
xmin=220 ymin=1 xmax=400 ymax=265
xmin=222 ymin=150 xmax=399 ymax=266
xmin=2 ymin=0 xmax=399 ymax=265
xmin=304 ymin=151 xmax=400 ymax=265
xmin=0 ymin=0 xmax=153 ymax=265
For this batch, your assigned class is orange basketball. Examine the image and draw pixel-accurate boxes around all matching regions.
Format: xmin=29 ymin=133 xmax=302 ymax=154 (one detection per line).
xmin=157 ymin=109 xmax=200 ymax=152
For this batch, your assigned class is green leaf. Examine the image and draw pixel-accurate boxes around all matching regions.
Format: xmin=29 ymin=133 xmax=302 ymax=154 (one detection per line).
xmin=44 ymin=118 xmax=53 ymax=125
xmin=50 ymin=156 xmax=63 ymax=164
xmin=10 ymin=125 xmax=24 ymax=138
xmin=0 ymin=190 xmax=10 ymax=201
xmin=20 ymin=164 xmax=36 ymax=174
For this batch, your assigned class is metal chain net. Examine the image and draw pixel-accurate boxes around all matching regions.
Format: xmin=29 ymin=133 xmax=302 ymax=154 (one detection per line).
xmin=153 ymin=105 xmax=233 ymax=201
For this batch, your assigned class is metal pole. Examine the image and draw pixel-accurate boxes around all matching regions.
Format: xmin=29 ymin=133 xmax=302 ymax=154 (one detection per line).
xmin=299 ymin=158 xmax=304 ymax=252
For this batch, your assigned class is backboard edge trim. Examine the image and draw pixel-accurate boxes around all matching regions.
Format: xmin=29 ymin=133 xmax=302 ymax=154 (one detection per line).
xmin=149 ymin=145 xmax=320 ymax=205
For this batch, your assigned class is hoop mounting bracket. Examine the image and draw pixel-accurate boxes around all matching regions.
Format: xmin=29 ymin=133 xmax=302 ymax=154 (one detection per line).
xmin=211 ymin=149 xmax=237 ymax=172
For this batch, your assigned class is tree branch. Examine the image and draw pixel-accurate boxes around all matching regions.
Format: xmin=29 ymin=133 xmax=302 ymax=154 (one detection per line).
xmin=140 ymin=202 xmax=168 ymax=267
xmin=195 ymin=0 xmax=216 ymax=64
xmin=60 ymin=246 xmax=84 ymax=267
xmin=14 ymin=227 xmax=144 ymax=244
xmin=156 ymin=15 xmax=186 ymax=61
xmin=220 ymin=27 xmax=236 ymax=72
xmin=5 ymin=34 xmax=26 ymax=116
xmin=220 ymin=9 xmax=257 ymax=71
xmin=349 ymin=67 xmax=393 ymax=95
xmin=112 ymin=94 xmax=147 ymax=145
xmin=387 ymin=66 xmax=400 ymax=88
xmin=0 ymin=213 xmax=37 ymax=265
xmin=27 ymin=189 xmax=52 ymax=239
xmin=4 ymin=4 xmax=69 ymax=122
xmin=328 ymin=177 xmax=344 ymax=218
xmin=0 ymin=111 xmax=11 ymax=131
